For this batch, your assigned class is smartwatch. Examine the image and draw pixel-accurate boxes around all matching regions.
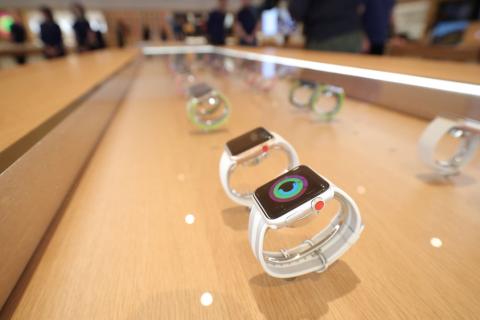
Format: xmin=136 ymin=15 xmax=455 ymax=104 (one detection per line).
xmin=311 ymin=85 xmax=345 ymax=121
xmin=248 ymin=165 xmax=363 ymax=278
xmin=418 ymin=116 xmax=480 ymax=175
xmin=186 ymin=82 xmax=230 ymax=131
xmin=220 ymin=127 xmax=300 ymax=207
xmin=289 ymin=80 xmax=345 ymax=121
xmin=288 ymin=80 xmax=318 ymax=109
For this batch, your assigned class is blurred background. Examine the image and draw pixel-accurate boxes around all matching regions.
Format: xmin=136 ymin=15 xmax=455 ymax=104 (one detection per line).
xmin=0 ymin=0 xmax=479 ymax=68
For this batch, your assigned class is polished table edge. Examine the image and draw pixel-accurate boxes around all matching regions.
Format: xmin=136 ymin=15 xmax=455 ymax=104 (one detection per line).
xmin=142 ymin=44 xmax=480 ymax=121
xmin=0 ymin=60 xmax=141 ymax=310
xmin=0 ymin=49 xmax=139 ymax=173
xmin=223 ymin=45 xmax=480 ymax=85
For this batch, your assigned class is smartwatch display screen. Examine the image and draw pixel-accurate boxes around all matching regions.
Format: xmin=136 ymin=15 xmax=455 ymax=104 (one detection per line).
xmin=299 ymin=79 xmax=317 ymax=88
xmin=226 ymin=127 xmax=273 ymax=156
xmin=188 ymin=83 xmax=212 ymax=98
xmin=254 ymin=165 xmax=330 ymax=220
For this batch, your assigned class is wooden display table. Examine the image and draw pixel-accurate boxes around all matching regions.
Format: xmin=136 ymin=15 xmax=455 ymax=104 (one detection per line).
xmin=1 ymin=47 xmax=479 ymax=319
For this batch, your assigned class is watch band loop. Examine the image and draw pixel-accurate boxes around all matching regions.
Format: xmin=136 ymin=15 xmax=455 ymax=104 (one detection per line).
xmin=314 ymin=250 xmax=328 ymax=273
xmin=280 ymin=249 xmax=290 ymax=259
xmin=303 ymin=239 xmax=314 ymax=247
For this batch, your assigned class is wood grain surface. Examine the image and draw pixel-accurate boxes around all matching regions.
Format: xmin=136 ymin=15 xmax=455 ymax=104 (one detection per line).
xmin=1 ymin=54 xmax=479 ymax=319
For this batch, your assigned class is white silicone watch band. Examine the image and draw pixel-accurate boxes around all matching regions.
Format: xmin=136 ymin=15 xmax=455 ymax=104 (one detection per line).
xmin=418 ymin=117 xmax=480 ymax=175
xmin=219 ymin=151 xmax=253 ymax=207
xmin=248 ymin=186 xmax=363 ymax=278
xmin=219 ymin=132 xmax=299 ymax=207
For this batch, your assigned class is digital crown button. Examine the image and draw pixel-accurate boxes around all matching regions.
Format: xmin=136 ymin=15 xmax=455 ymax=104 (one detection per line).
xmin=312 ymin=199 xmax=325 ymax=213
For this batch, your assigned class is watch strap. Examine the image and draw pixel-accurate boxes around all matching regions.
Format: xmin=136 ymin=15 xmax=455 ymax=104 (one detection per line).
xmin=311 ymin=85 xmax=345 ymax=121
xmin=271 ymin=132 xmax=300 ymax=169
xmin=186 ymin=91 xmax=230 ymax=131
xmin=219 ymin=132 xmax=300 ymax=207
xmin=289 ymin=80 xmax=317 ymax=109
xmin=418 ymin=117 xmax=480 ymax=175
xmin=219 ymin=151 xmax=253 ymax=207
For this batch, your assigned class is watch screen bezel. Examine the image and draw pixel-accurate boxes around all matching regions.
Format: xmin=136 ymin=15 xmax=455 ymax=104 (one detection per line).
xmin=254 ymin=165 xmax=330 ymax=220
xmin=299 ymin=79 xmax=317 ymax=88
xmin=188 ymin=83 xmax=213 ymax=98
xmin=226 ymin=127 xmax=274 ymax=156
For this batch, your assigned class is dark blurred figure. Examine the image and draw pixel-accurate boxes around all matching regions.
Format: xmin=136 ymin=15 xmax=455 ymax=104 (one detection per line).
xmin=71 ymin=3 xmax=91 ymax=52
xmin=10 ymin=11 xmax=27 ymax=65
xmin=172 ymin=15 xmax=186 ymax=40
xmin=142 ymin=24 xmax=151 ymax=41
xmin=116 ymin=19 xmax=128 ymax=48
xmin=160 ymin=27 xmax=169 ymax=41
xmin=362 ymin=0 xmax=395 ymax=55
xmin=236 ymin=0 xmax=259 ymax=46
xmin=289 ymin=0 xmax=363 ymax=53
xmin=97 ymin=31 xmax=106 ymax=49
xmin=259 ymin=0 xmax=280 ymax=11
xmin=39 ymin=6 xmax=65 ymax=59
xmin=88 ymin=29 xmax=106 ymax=50
xmin=207 ymin=0 xmax=227 ymax=45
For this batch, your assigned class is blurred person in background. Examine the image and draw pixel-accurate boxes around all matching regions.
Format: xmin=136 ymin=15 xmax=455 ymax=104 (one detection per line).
xmin=288 ymin=0 xmax=363 ymax=53
xmin=116 ymin=19 xmax=128 ymax=48
xmin=207 ymin=0 xmax=227 ymax=45
xmin=362 ymin=0 xmax=395 ymax=55
xmin=142 ymin=24 xmax=151 ymax=41
xmin=71 ymin=3 xmax=91 ymax=52
xmin=172 ymin=15 xmax=186 ymax=41
xmin=277 ymin=1 xmax=296 ymax=45
xmin=39 ymin=6 xmax=65 ymax=59
xmin=159 ymin=26 xmax=169 ymax=41
xmin=10 ymin=10 xmax=27 ymax=65
xmin=236 ymin=0 xmax=259 ymax=46
xmin=88 ymin=29 xmax=106 ymax=50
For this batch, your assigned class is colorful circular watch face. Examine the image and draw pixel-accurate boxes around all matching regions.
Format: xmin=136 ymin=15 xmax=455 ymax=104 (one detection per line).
xmin=268 ymin=175 xmax=308 ymax=203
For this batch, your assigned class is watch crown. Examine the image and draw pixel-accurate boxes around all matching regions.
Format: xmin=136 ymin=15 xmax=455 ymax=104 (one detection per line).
xmin=312 ymin=198 xmax=325 ymax=214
